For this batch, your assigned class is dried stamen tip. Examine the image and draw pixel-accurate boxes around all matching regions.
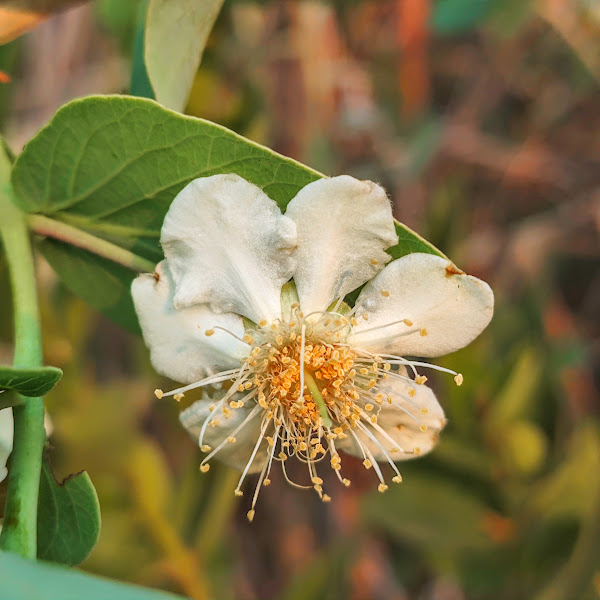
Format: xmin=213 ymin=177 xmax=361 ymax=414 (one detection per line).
xmin=154 ymin=389 xmax=164 ymax=399
xmin=200 ymin=463 xmax=210 ymax=473
xmin=247 ymin=509 xmax=255 ymax=522
xmin=378 ymin=483 xmax=388 ymax=493
xmin=454 ymin=373 xmax=464 ymax=386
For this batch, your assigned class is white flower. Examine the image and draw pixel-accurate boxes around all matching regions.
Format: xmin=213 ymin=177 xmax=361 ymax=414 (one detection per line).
xmin=132 ymin=174 xmax=494 ymax=519
xmin=0 ymin=407 xmax=14 ymax=483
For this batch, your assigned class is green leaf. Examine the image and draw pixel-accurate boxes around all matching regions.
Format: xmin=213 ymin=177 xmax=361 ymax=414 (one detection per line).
xmin=145 ymin=0 xmax=224 ymax=112
xmin=36 ymin=458 xmax=101 ymax=566
xmin=0 ymin=550 xmax=187 ymax=600
xmin=39 ymin=238 xmax=141 ymax=334
xmin=0 ymin=365 xmax=62 ymax=402
xmin=364 ymin=473 xmax=494 ymax=552
xmin=431 ymin=0 xmax=496 ymax=34
xmin=11 ymin=95 xmax=443 ymax=328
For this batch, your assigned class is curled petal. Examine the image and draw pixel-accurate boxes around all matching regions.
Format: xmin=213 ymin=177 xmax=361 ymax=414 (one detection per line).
xmin=349 ymin=253 xmax=494 ymax=357
xmin=0 ymin=407 xmax=13 ymax=483
xmin=179 ymin=395 xmax=267 ymax=474
xmin=337 ymin=378 xmax=445 ymax=462
xmin=132 ymin=261 xmax=248 ymax=384
xmin=161 ymin=174 xmax=297 ymax=324
xmin=285 ymin=176 xmax=398 ymax=314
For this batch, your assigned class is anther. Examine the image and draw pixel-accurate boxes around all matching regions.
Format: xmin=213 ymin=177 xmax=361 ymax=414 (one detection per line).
xmin=227 ymin=436 xmax=237 ymax=443
xmin=259 ymin=320 xmax=267 ymax=327
xmin=378 ymin=483 xmax=388 ymax=493
xmin=363 ymin=459 xmax=372 ymax=469
xmin=200 ymin=464 xmax=210 ymax=473
xmin=205 ymin=329 xmax=215 ymax=336
xmin=381 ymin=290 xmax=390 ymax=297
xmin=454 ymin=373 xmax=464 ymax=386
xmin=263 ymin=479 xmax=271 ymax=486
xmin=247 ymin=509 xmax=255 ymax=522
xmin=403 ymin=319 xmax=413 ymax=326
xmin=392 ymin=475 xmax=403 ymax=483
xmin=200 ymin=444 xmax=212 ymax=452
xmin=322 ymin=494 xmax=331 ymax=502
xmin=234 ymin=489 xmax=243 ymax=496
xmin=419 ymin=424 xmax=428 ymax=432
xmin=154 ymin=389 xmax=164 ymax=399
xmin=419 ymin=328 xmax=428 ymax=336
xmin=415 ymin=375 xmax=428 ymax=385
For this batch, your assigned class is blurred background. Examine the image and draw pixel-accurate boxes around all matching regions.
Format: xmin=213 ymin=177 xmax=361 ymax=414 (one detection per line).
xmin=0 ymin=1 xmax=599 ymax=599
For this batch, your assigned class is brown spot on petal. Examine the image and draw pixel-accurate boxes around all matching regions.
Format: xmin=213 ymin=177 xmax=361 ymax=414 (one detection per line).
xmin=153 ymin=271 xmax=160 ymax=281
xmin=445 ymin=262 xmax=465 ymax=276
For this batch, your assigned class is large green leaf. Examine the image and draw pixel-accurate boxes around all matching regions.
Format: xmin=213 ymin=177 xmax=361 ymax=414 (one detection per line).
xmin=145 ymin=0 xmax=225 ymax=112
xmin=0 ymin=365 xmax=62 ymax=409
xmin=0 ymin=550 xmax=187 ymax=600
xmin=36 ymin=458 xmax=101 ymax=566
xmin=10 ymin=95 xmax=442 ymax=329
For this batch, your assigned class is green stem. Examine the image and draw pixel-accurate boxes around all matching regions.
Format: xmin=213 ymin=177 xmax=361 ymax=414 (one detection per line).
xmin=28 ymin=214 xmax=155 ymax=273
xmin=0 ymin=198 xmax=45 ymax=558
xmin=304 ymin=371 xmax=333 ymax=428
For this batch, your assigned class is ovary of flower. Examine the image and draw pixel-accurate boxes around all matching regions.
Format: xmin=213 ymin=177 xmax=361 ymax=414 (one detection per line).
xmin=132 ymin=173 xmax=494 ymax=519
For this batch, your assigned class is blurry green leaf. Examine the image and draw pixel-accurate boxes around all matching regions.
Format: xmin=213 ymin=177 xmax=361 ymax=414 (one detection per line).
xmin=486 ymin=346 xmax=543 ymax=430
xmin=499 ymin=420 xmax=548 ymax=476
xmin=145 ymin=0 xmax=224 ymax=112
xmin=365 ymin=474 xmax=494 ymax=552
xmin=278 ymin=539 xmax=354 ymax=600
xmin=431 ymin=0 xmax=495 ymax=34
xmin=37 ymin=458 xmax=101 ymax=566
xmin=0 ymin=365 xmax=62 ymax=401
xmin=12 ymin=95 xmax=443 ymax=328
xmin=529 ymin=423 xmax=600 ymax=519
xmin=0 ymin=550 xmax=187 ymax=600
xmin=130 ymin=0 xmax=155 ymax=100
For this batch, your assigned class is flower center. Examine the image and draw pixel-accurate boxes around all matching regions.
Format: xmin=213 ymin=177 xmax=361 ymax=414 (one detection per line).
xmin=246 ymin=312 xmax=361 ymax=438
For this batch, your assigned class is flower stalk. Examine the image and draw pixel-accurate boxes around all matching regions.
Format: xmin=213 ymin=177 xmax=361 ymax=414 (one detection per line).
xmin=0 ymin=196 xmax=45 ymax=557
xmin=28 ymin=214 xmax=155 ymax=273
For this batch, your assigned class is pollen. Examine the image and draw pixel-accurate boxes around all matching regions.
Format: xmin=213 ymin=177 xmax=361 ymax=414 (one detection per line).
xmin=454 ymin=373 xmax=464 ymax=386
xmin=205 ymin=329 xmax=215 ymax=336
xmin=200 ymin=464 xmax=210 ymax=473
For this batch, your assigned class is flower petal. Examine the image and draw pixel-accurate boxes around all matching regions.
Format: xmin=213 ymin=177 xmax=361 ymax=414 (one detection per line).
xmin=161 ymin=174 xmax=297 ymax=324
xmin=285 ymin=176 xmax=398 ymax=314
xmin=179 ymin=396 xmax=267 ymax=474
xmin=349 ymin=253 xmax=494 ymax=357
xmin=336 ymin=378 xmax=445 ymax=462
xmin=0 ymin=407 xmax=13 ymax=483
xmin=132 ymin=261 xmax=248 ymax=384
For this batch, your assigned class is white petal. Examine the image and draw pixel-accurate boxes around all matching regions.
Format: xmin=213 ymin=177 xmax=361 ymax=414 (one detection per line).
xmin=337 ymin=378 xmax=445 ymax=462
xmin=179 ymin=396 xmax=267 ymax=473
xmin=132 ymin=261 xmax=248 ymax=384
xmin=285 ymin=176 xmax=398 ymax=314
xmin=349 ymin=253 xmax=494 ymax=357
xmin=161 ymin=174 xmax=297 ymax=324
xmin=0 ymin=407 xmax=13 ymax=483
